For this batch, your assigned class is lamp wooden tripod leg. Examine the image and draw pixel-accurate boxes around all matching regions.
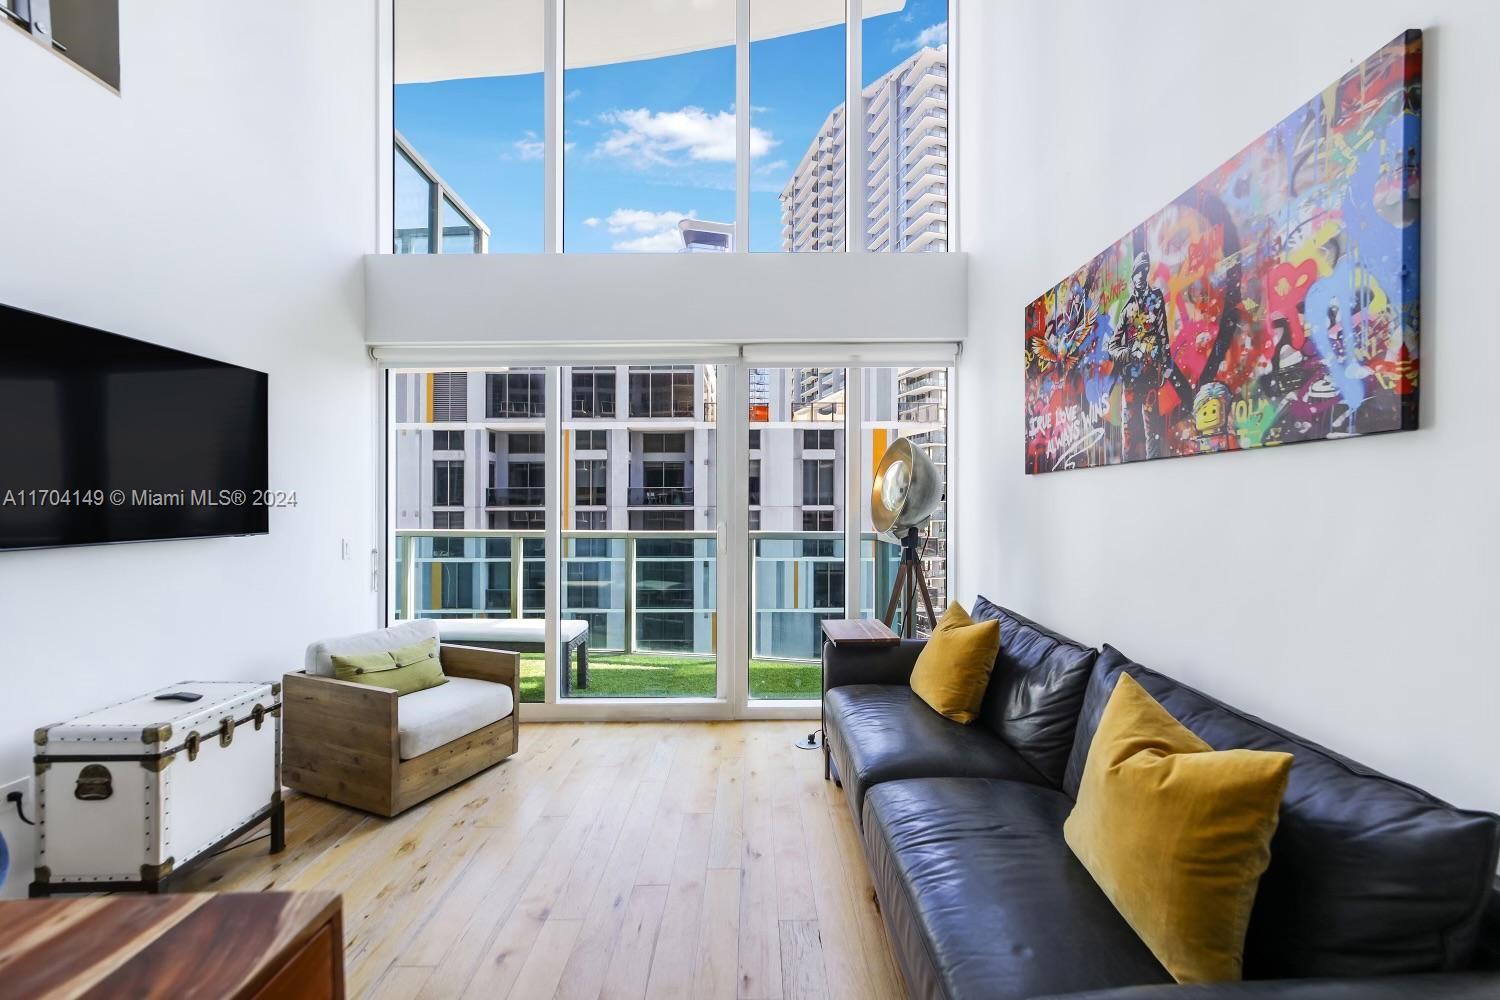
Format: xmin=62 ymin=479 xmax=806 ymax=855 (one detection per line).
xmin=881 ymin=526 xmax=938 ymax=638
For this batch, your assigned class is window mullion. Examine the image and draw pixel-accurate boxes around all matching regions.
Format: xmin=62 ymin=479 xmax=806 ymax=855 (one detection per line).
xmin=543 ymin=0 xmax=563 ymax=252
xmin=734 ymin=0 xmax=750 ymax=252
xmin=844 ymin=366 xmax=864 ymax=622
xmin=846 ymin=0 xmax=866 ymax=253
xmin=543 ymin=366 xmax=561 ymax=705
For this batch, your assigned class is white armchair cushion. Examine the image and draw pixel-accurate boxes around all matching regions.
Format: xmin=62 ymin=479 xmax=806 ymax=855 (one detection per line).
xmin=305 ymin=619 xmax=440 ymax=677
xmin=396 ymin=676 xmax=515 ymax=760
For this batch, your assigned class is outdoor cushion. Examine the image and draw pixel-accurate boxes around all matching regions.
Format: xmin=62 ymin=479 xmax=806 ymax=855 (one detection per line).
xmin=435 ymin=618 xmax=589 ymax=644
xmin=397 ymin=675 xmax=514 ymax=760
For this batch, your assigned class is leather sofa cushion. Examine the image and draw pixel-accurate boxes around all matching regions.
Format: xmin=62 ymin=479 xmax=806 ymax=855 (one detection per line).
xmin=825 ymin=685 xmax=1047 ymax=825
xmin=970 ymin=598 xmax=1097 ymax=785
xmin=1037 ymin=971 xmax=1500 ymax=999
xmin=863 ymin=777 xmax=1172 ymax=999
xmin=1065 ymin=646 xmax=1500 ymax=980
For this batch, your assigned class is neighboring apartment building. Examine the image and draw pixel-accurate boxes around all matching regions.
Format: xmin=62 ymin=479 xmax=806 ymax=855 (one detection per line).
xmin=780 ymin=45 xmax=948 ymax=253
xmin=392 ymin=367 xmax=718 ymax=534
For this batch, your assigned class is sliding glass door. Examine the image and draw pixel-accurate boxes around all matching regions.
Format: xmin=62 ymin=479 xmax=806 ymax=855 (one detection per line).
xmin=386 ymin=357 xmax=952 ymax=716
xmin=559 ymin=364 xmax=720 ymax=698
xmin=745 ymin=367 xmax=847 ymax=702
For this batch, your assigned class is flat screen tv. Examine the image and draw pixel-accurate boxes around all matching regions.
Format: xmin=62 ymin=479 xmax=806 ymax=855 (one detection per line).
xmin=0 ymin=303 xmax=269 ymax=550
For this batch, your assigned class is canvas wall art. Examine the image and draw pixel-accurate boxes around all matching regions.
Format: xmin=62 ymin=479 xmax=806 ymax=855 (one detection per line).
xmin=1024 ymin=30 xmax=1421 ymax=474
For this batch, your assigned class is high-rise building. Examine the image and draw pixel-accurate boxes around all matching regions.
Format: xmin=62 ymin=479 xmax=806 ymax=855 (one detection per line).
xmin=780 ymin=45 xmax=948 ymax=253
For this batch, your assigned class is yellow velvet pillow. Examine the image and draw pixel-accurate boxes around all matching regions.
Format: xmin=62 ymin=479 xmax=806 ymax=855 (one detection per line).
xmin=908 ymin=602 xmax=1000 ymax=724
xmin=1064 ymin=673 xmax=1292 ymax=984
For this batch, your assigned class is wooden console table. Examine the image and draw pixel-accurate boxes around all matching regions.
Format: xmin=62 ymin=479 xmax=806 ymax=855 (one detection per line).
xmin=0 ymin=891 xmax=343 ymax=999
xmin=821 ymin=617 xmax=901 ymax=647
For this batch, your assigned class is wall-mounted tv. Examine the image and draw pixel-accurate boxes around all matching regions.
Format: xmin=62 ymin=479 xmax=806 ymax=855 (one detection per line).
xmin=0 ymin=303 xmax=269 ymax=551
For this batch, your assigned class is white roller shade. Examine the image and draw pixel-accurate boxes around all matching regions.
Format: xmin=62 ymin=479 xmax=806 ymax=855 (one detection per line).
xmin=741 ymin=342 xmax=958 ymax=367
xmin=371 ymin=342 xmax=743 ymax=367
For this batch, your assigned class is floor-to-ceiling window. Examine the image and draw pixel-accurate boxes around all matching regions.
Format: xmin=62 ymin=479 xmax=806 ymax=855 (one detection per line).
xmin=393 ymin=0 xmax=542 ymax=252
xmin=860 ymin=365 xmax=952 ymax=634
xmin=859 ymin=0 xmax=949 ymax=252
xmin=388 ymin=358 xmax=953 ymax=713
xmin=746 ymin=367 xmax=846 ymax=700
xmin=392 ymin=0 xmax=951 ymax=255
xmin=564 ymin=1 xmax=737 ymax=253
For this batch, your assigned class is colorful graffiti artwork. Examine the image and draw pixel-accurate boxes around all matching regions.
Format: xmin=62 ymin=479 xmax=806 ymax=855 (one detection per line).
xmin=1024 ymin=31 xmax=1421 ymax=474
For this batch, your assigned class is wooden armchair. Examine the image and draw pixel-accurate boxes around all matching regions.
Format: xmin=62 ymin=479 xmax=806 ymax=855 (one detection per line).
xmin=283 ymin=628 xmax=519 ymax=818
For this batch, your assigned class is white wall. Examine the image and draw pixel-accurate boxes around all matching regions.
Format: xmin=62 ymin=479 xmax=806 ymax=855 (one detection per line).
xmin=955 ymin=0 xmax=1500 ymax=814
xmin=0 ymin=2 xmax=380 ymax=893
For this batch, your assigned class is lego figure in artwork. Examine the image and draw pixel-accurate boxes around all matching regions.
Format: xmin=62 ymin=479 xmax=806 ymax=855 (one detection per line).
xmin=1191 ymin=381 xmax=1233 ymax=453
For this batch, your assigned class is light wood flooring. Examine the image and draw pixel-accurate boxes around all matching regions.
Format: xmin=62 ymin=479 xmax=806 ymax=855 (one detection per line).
xmin=175 ymin=721 xmax=907 ymax=1000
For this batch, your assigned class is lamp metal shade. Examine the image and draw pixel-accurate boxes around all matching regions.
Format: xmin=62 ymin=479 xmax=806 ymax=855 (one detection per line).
xmin=870 ymin=438 xmax=942 ymax=539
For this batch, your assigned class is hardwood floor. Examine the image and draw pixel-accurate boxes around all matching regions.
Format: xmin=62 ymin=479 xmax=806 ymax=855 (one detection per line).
xmin=174 ymin=721 xmax=907 ymax=1000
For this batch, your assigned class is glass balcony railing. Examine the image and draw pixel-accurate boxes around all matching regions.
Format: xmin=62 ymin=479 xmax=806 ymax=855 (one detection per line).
xmin=486 ymin=486 xmax=546 ymax=507
xmin=393 ymin=528 xmax=900 ymax=668
xmin=626 ymin=486 xmax=694 ymax=507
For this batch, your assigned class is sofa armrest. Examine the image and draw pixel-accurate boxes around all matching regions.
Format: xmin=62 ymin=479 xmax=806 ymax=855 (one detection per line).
xmin=441 ymin=643 xmax=522 ymax=705
xmin=823 ymin=638 xmax=926 ymax=691
xmin=1037 ymin=972 xmax=1500 ymax=999
xmin=282 ymin=671 xmax=398 ymax=751
xmin=1477 ymin=879 xmax=1500 ymax=970
xmin=281 ymin=671 xmax=399 ymax=814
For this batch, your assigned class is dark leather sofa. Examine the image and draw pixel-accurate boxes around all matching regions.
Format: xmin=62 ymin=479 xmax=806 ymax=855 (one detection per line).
xmin=822 ymin=599 xmax=1500 ymax=999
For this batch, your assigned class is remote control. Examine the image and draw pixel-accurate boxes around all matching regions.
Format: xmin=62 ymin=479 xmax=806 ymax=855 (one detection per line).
xmin=154 ymin=691 xmax=203 ymax=702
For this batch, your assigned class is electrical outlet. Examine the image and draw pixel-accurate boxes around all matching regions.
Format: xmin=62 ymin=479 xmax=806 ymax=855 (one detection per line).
xmin=341 ymin=538 xmax=351 ymax=560
xmin=0 ymin=776 xmax=37 ymax=900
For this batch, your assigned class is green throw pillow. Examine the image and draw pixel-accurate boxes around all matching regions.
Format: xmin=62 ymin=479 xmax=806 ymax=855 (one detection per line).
xmin=331 ymin=638 xmax=447 ymax=696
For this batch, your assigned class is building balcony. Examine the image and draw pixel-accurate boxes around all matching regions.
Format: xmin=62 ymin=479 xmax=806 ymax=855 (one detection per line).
xmin=486 ymin=486 xmax=545 ymax=507
xmin=628 ymin=486 xmax=694 ymax=507
xmin=903 ymin=212 xmax=947 ymax=240
xmin=898 ymin=374 xmax=947 ymax=395
xmin=906 ymin=228 xmax=947 ymax=253
xmin=903 ymin=186 xmax=947 ymax=217
xmin=903 ymin=129 xmax=948 ymax=167
xmin=486 ymin=403 xmax=546 ymax=420
xmin=901 ymin=96 xmax=947 ymax=132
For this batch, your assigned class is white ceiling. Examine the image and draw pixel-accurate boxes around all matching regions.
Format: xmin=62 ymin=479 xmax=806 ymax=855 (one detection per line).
xmin=395 ymin=0 xmax=907 ymax=84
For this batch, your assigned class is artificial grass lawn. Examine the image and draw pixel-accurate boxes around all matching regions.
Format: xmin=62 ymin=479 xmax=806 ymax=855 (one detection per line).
xmin=518 ymin=653 xmax=820 ymax=702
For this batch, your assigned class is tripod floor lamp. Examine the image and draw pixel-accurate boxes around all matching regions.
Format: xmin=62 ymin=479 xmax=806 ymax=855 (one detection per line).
xmin=871 ymin=438 xmax=943 ymax=638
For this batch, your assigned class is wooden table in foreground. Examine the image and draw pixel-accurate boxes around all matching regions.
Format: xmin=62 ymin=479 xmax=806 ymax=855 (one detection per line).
xmin=0 ymin=891 xmax=343 ymax=1000
xmin=821 ymin=617 xmax=901 ymax=646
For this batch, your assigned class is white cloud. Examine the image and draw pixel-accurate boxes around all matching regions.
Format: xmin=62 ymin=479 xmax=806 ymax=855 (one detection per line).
xmin=565 ymin=88 xmax=582 ymax=101
xmin=595 ymin=106 xmax=777 ymax=167
xmin=895 ymin=21 xmax=948 ymax=51
xmin=583 ymin=217 xmax=601 ymax=228
xmin=756 ymin=159 xmax=789 ymax=176
xmin=597 ymin=208 xmax=696 ymax=253
xmin=513 ymin=130 xmax=544 ymax=161
xmin=614 ymin=230 xmax=692 ymax=253
xmin=514 ymin=132 xmax=575 ymax=160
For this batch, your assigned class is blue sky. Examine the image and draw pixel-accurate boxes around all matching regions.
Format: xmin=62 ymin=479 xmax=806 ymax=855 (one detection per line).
xmin=395 ymin=0 xmax=947 ymax=253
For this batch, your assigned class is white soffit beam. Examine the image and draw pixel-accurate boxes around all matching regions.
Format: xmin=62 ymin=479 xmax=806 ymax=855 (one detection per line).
xmin=363 ymin=251 xmax=968 ymax=349
xmin=395 ymin=0 xmax=905 ymax=84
